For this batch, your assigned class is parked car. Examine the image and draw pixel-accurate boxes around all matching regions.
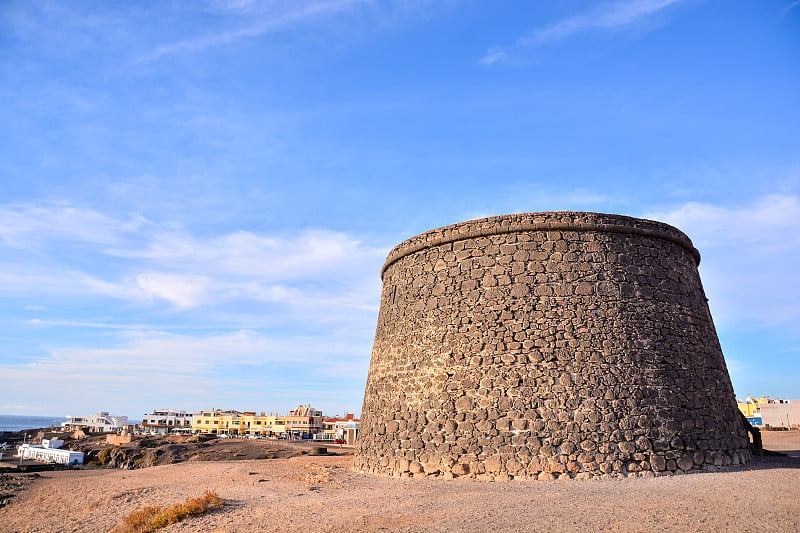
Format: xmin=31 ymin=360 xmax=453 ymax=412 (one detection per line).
xmin=334 ymin=439 xmax=346 ymax=444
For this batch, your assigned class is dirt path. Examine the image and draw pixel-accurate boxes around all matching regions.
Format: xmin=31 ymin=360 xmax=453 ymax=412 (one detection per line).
xmin=1 ymin=432 xmax=798 ymax=532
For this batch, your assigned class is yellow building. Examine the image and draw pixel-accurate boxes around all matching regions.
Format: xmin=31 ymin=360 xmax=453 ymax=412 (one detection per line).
xmin=238 ymin=413 xmax=286 ymax=437
xmin=191 ymin=405 xmax=323 ymax=438
xmin=191 ymin=409 xmax=245 ymax=435
xmin=737 ymin=396 xmax=770 ymax=418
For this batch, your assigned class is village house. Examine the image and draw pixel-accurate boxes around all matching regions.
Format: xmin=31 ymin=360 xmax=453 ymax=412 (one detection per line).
xmin=191 ymin=409 xmax=243 ymax=435
xmin=139 ymin=409 xmax=194 ymax=435
xmin=321 ymin=413 xmax=360 ymax=444
xmin=191 ymin=405 xmax=324 ymax=438
xmin=17 ymin=439 xmax=84 ymax=465
xmin=283 ymin=405 xmax=324 ymax=438
xmin=738 ymin=395 xmax=800 ymax=428
xmin=237 ymin=412 xmax=286 ymax=437
xmin=61 ymin=411 xmax=129 ymax=433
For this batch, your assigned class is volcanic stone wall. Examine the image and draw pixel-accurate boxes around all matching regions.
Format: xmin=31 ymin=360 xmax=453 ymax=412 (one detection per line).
xmin=355 ymin=212 xmax=750 ymax=480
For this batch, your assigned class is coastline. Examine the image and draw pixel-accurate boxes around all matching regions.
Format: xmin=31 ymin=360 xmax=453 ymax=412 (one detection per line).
xmin=0 ymin=415 xmax=65 ymax=435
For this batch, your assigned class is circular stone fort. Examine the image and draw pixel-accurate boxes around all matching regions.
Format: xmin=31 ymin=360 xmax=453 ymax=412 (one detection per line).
xmin=354 ymin=212 xmax=751 ymax=480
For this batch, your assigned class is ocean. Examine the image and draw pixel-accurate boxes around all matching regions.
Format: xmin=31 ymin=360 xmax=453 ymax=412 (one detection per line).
xmin=0 ymin=414 xmax=65 ymax=433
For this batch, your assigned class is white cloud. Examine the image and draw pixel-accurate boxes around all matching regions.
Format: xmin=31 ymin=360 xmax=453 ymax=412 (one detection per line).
xmin=0 ymin=264 xmax=130 ymax=299
xmin=478 ymin=47 xmax=505 ymax=65
xmin=210 ymin=0 xmax=262 ymax=11
xmin=0 ymin=327 xmax=371 ymax=414
xmin=522 ymin=0 xmax=683 ymax=46
xmin=481 ymin=0 xmax=685 ymax=64
xmin=644 ymin=195 xmax=800 ymax=327
xmin=137 ymin=0 xmax=367 ymax=63
xmin=26 ymin=319 xmax=146 ymax=330
xmin=646 ymin=194 xmax=800 ymax=250
xmin=112 ymin=228 xmax=386 ymax=281
xmin=0 ymin=202 xmax=137 ymax=248
xmin=48 ymin=329 xmax=306 ymax=368
xmin=782 ymin=1 xmax=800 ymax=15
xmin=136 ymin=0 xmax=458 ymax=63
xmin=0 ymin=201 xmax=387 ymax=313
xmin=136 ymin=272 xmax=210 ymax=309
xmin=0 ymin=200 xmax=379 ymax=414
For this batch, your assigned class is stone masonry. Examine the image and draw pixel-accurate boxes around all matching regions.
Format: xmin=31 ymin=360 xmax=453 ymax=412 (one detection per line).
xmin=354 ymin=212 xmax=750 ymax=480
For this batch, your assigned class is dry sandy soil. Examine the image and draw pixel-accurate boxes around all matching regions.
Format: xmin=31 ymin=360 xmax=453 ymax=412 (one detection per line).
xmin=1 ymin=432 xmax=798 ymax=533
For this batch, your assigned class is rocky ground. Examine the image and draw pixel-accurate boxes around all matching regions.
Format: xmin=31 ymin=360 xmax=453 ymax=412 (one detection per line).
xmin=0 ymin=431 xmax=797 ymax=532
xmin=1 ymin=431 xmax=306 ymax=470
xmin=76 ymin=435 xmax=303 ymax=469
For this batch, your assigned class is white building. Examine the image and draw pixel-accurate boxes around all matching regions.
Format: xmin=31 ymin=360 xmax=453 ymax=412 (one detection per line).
xmin=319 ymin=413 xmax=360 ymax=444
xmin=62 ymin=411 xmax=129 ymax=433
xmin=17 ymin=443 xmax=84 ymax=465
xmin=760 ymin=400 xmax=800 ymax=429
xmin=140 ymin=409 xmax=194 ymax=435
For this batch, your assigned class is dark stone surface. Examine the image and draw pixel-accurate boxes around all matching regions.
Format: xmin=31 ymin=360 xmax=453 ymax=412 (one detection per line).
xmin=355 ymin=212 xmax=750 ymax=480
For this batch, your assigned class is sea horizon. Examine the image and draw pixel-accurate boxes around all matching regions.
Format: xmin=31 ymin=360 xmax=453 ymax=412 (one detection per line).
xmin=0 ymin=414 xmax=66 ymax=433
xmin=0 ymin=413 xmax=146 ymax=433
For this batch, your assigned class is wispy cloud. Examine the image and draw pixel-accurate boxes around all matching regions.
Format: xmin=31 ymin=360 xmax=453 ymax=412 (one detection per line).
xmin=134 ymin=0 xmax=460 ymax=63
xmin=781 ymin=1 xmax=800 ymax=15
xmin=0 ymin=197 xmax=382 ymax=413
xmin=0 ymin=202 xmax=386 ymax=318
xmin=109 ymin=229 xmax=385 ymax=281
xmin=135 ymin=272 xmax=211 ymax=309
xmin=523 ymin=0 xmax=683 ymax=46
xmin=478 ymin=47 xmax=505 ymax=65
xmin=136 ymin=0 xmax=365 ymax=63
xmin=645 ymin=194 xmax=800 ymax=327
xmin=1 ymin=327 xmax=370 ymax=414
xmin=480 ymin=0 xmax=685 ymax=64
xmin=26 ymin=319 xmax=149 ymax=330
xmin=0 ymin=264 xmax=136 ymax=301
xmin=0 ymin=202 xmax=143 ymax=248
xmin=646 ymin=194 xmax=800 ymax=250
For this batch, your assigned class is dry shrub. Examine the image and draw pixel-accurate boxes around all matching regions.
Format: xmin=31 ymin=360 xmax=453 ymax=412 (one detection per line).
xmin=98 ymin=446 xmax=114 ymax=464
xmin=112 ymin=491 xmax=224 ymax=533
xmin=117 ymin=505 xmax=161 ymax=532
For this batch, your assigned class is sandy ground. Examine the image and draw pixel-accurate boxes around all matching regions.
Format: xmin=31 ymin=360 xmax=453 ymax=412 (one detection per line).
xmin=1 ymin=432 xmax=798 ymax=533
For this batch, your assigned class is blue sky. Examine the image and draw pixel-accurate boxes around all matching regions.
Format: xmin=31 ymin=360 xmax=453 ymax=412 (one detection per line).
xmin=1 ymin=0 xmax=798 ymax=419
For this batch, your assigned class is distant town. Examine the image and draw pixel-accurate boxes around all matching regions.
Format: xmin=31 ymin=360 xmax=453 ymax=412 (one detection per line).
xmin=60 ymin=404 xmax=360 ymax=443
xmin=2 ymin=404 xmax=360 ymax=467
xmin=34 ymin=394 xmax=800 ymax=443
xmin=57 ymin=395 xmax=797 ymax=443
xmin=738 ymin=396 xmax=799 ymax=429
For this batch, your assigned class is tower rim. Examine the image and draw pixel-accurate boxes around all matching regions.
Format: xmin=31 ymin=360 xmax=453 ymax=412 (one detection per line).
xmin=381 ymin=211 xmax=700 ymax=279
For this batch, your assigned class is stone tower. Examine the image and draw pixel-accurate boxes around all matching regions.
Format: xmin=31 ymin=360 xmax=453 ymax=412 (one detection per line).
xmin=355 ymin=212 xmax=750 ymax=480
